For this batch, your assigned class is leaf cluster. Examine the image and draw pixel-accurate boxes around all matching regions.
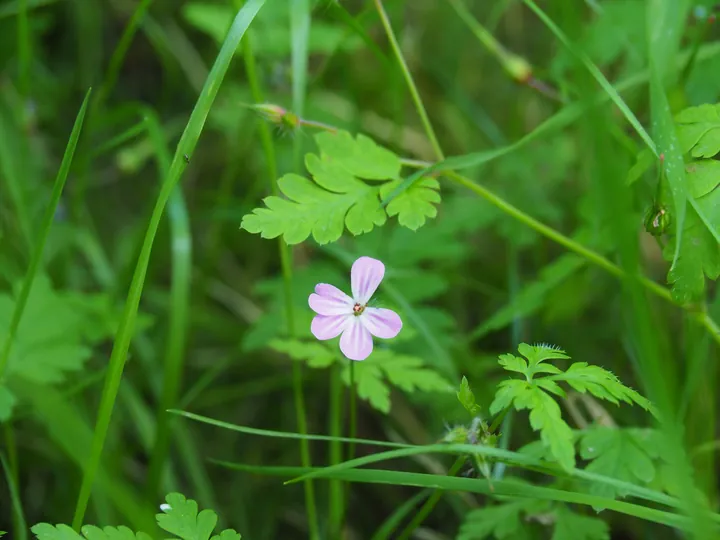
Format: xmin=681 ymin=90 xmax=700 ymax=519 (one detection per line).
xmin=241 ymin=130 xmax=441 ymax=245
xmin=458 ymin=495 xmax=609 ymax=540
xmin=31 ymin=493 xmax=240 ymax=540
xmin=489 ymin=343 xmax=652 ymax=471
xmin=270 ymin=339 xmax=452 ymax=413
xmin=0 ymin=276 xmax=133 ymax=421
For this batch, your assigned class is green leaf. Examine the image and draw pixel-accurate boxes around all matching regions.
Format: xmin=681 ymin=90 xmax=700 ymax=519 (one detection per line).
xmin=664 ymin=205 xmax=720 ymax=303
xmin=685 ymin=160 xmax=720 ymax=199
xmin=457 ymin=376 xmax=481 ymax=417
xmin=31 ymin=524 xmax=152 ymax=540
xmin=380 ymin=177 xmax=441 ymax=230
xmin=240 ymin=171 xmax=386 ymax=245
xmin=551 ymin=362 xmax=654 ymax=412
xmin=157 ymin=493 xmax=241 ymax=540
xmin=269 ymin=339 xmax=337 ymax=368
xmin=457 ymin=500 xmax=535 ymax=540
xmin=552 ymin=506 xmax=609 ymax=540
xmin=314 ymin=131 xmax=401 ymax=180
xmin=490 ymin=381 xmax=575 ymax=470
xmin=0 ymin=276 xmax=91 ymax=385
xmin=518 ymin=343 xmax=569 ymax=366
xmin=498 ymin=353 xmax=529 ymax=374
xmin=676 ymin=103 xmax=720 ymax=158
xmin=342 ymin=350 xmax=452 ymax=414
xmin=580 ymin=427 xmax=661 ymax=502
xmin=664 ymin=103 xmax=720 ymax=302
xmin=241 ymin=130 xmax=403 ymax=244
xmin=495 ymin=343 xmax=566 ymax=379
xmin=0 ymin=384 xmax=16 ymax=421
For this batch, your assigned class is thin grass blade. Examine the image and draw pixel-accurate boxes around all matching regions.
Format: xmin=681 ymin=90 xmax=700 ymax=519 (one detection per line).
xmin=71 ymin=0 xmax=266 ymax=528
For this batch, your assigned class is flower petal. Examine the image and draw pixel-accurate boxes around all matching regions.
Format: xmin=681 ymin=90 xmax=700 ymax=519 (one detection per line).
xmin=309 ymin=283 xmax=353 ymax=315
xmin=339 ymin=317 xmax=373 ymax=361
xmin=361 ymin=307 xmax=402 ymax=339
xmin=311 ymin=314 xmax=351 ymax=340
xmin=351 ymin=256 xmax=385 ymax=304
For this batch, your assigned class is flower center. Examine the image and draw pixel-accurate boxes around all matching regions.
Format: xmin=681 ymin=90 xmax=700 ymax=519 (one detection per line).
xmin=352 ymin=303 xmax=365 ymax=316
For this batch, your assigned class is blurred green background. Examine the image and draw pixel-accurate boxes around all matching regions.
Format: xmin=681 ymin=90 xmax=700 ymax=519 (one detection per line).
xmin=2 ymin=0 xmax=720 ymax=538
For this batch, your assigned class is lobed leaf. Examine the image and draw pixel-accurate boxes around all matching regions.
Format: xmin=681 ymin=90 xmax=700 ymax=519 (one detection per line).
xmin=490 ymin=381 xmax=575 ymax=470
xmin=457 ymin=376 xmax=481 ymax=417
xmin=579 ymin=427 xmax=661 ymax=503
xmin=552 ymin=362 xmax=654 ymax=413
xmin=342 ymin=350 xmax=452 ymax=414
xmin=155 ymin=493 xmax=241 ymax=540
xmin=457 ymin=500 xmax=537 ymax=540
xmin=240 ymin=171 xmax=386 ymax=245
xmin=552 ymin=507 xmax=609 ymax=540
xmin=269 ymin=339 xmax=337 ymax=368
xmin=31 ymin=524 xmax=152 ymax=540
xmin=675 ymin=103 xmax=720 ymax=158
xmin=380 ymin=177 xmax=441 ymax=230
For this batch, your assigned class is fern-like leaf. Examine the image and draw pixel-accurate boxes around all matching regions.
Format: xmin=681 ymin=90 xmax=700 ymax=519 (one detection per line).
xmin=550 ymin=362 xmax=654 ymax=413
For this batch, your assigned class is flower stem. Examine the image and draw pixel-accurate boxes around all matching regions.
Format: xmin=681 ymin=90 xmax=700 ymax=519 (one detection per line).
xmin=342 ymin=359 xmax=358 ymax=529
xmin=328 ymin=364 xmax=345 ymax=537
xmin=374 ymin=0 xmax=444 ymax=160
xmin=395 ymin=456 xmax=466 ymax=540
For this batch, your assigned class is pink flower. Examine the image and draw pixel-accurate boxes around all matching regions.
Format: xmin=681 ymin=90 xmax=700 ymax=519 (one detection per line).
xmin=309 ymin=256 xmax=402 ymax=361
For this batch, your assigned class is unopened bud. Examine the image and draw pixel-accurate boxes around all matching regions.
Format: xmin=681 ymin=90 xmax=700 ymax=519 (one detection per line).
xmin=253 ymin=103 xmax=287 ymax=124
xmin=504 ymin=53 xmax=533 ymax=83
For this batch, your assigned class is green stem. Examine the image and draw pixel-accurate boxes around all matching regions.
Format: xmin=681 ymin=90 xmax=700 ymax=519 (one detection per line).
xmin=1 ymin=450 xmax=27 ymax=540
xmin=395 ymin=456 xmax=466 ymax=540
xmin=444 ymin=170 xmax=720 ymax=347
xmin=374 ymin=0 xmax=444 ymax=160
xmin=342 ymin=359 xmax=358 ymax=528
xmin=348 ymin=360 xmax=357 ymax=460
xmin=328 ymin=364 xmax=344 ymax=537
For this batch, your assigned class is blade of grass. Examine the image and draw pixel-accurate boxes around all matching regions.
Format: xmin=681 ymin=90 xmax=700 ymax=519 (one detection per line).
xmin=172 ymin=410 xmax=683 ymax=511
xmin=214 ymin=462 xmax=695 ymax=531
xmin=0 ymin=89 xmax=91 ymax=380
xmin=1 ymin=452 xmax=27 ymax=540
xmin=289 ymin=2 xmax=319 ymax=538
xmin=142 ymin=108 xmax=193 ymax=501
xmin=170 ymin=409 xmax=410 ymax=448
xmin=285 ymin=443 xmax=682 ymax=510
xmin=71 ymin=0 xmax=266 ymax=528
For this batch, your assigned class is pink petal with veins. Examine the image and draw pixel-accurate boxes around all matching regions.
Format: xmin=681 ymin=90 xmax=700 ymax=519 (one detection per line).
xmin=309 ymin=283 xmax=354 ymax=315
xmin=311 ymin=314 xmax=351 ymax=340
xmin=339 ymin=317 xmax=373 ymax=361
xmin=361 ymin=307 xmax=402 ymax=339
xmin=351 ymin=256 xmax=385 ymax=304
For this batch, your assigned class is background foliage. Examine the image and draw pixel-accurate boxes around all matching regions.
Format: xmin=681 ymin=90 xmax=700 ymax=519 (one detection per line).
xmin=1 ymin=0 xmax=720 ymax=538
